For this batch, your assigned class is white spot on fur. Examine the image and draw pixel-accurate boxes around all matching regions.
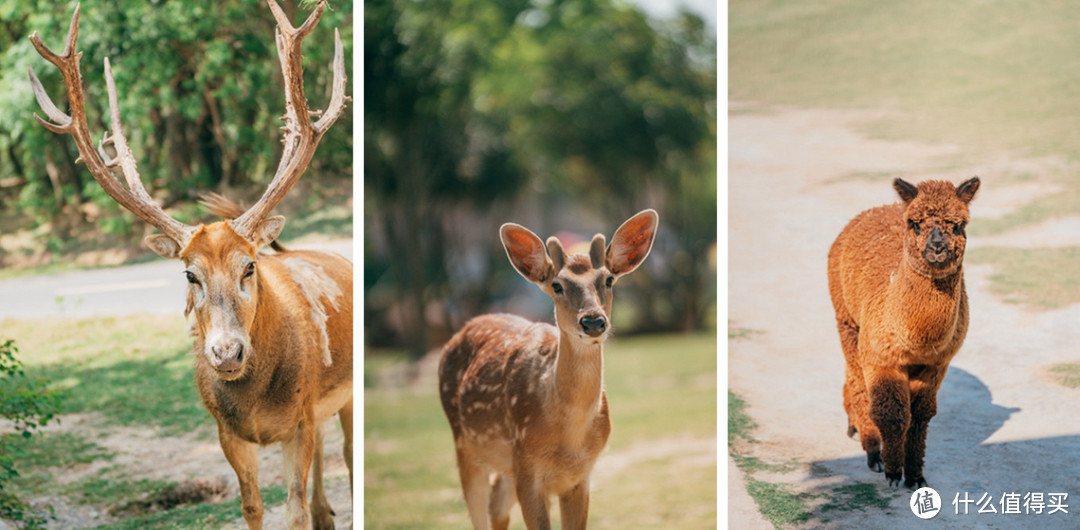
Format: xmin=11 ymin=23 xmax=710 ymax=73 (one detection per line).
xmin=283 ymin=258 xmax=344 ymax=366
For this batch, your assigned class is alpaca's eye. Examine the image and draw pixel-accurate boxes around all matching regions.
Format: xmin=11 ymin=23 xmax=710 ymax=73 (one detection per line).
xmin=908 ymin=219 xmax=921 ymax=235
xmin=953 ymin=222 xmax=966 ymax=236
xmin=552 ymin=282 xmax=564 ymax=294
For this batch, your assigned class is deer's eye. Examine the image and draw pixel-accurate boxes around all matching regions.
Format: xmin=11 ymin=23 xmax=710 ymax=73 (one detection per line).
xmin=184 ymin=271 xmax=199 ymax=285
xmin=552 ymin=282 xmax=564 ymax=295
xmin=953 ymin=222 xmax=966 ymax=236
xmin=242 ymin=262 xmax=256 ymax=280
xmin=605 ymin=276 xmax=614 ymax=288
xmin=908 ymin=219 xmax=921 ymax=235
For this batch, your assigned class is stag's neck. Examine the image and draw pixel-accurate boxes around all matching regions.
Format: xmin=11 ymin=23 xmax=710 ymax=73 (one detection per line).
xmin=552 ymin=331 xmax=606 ymax=424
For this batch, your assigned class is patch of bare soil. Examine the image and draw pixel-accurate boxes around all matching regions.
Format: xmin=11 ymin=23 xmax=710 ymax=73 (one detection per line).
xmin=730 ymin=104 xmax=1080 ymax=528
xmin=10 ymin=413 xmax=352 ymax=529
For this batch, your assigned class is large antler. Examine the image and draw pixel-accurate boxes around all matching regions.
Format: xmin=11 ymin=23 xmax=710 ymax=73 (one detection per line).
xmin=27 ymin=3 xmax=195 ymax=246
xmin=229 ymin=0 xmax=349 ymax=239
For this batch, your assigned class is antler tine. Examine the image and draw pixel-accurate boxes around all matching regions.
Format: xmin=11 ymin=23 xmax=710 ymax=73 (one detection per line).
xmin=231 ymin=0 xmax=348 ymax=238
xmin=27 ymin=5 xmax=194 ymax=245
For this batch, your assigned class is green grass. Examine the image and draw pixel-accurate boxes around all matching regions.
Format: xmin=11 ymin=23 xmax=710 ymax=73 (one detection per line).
xmin=364 ymin=332 xmax=717 ymax=529
xmin=744 ymin=477 xmax=811 ymax=528
xmin=731 ymin=0 xmax=1080 ymax=161
xmin=0 ymin=315 xmax=297 ymax=526
xmin=818 ymin=483 xmax=895 ymax=514
xmin=1048 ymin=362 xmax=1080 ymax=389
xmin=3 ymin=315 xmax=211 ymax=436
xmin=968 ymin=247 xmax=1080 ymax=309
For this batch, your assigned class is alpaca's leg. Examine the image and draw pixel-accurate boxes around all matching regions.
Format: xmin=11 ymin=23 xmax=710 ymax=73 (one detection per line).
xmin=867 ymin=367 xmax=911 ymax=487
xmin=904 ymin=365 xmax=947 ymax=488
xmin=838 ymin=321 xmax=881 ymax=470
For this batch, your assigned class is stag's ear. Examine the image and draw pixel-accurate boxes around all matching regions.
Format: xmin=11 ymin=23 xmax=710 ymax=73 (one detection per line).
xmin=893 ymin=178 xmax=919 ymax=203
xmin=956 ymin=176 xmax=980 ymax=204
xmin=607 ymin=209 xmax=658 ymax=277
xmin=501 ymin=223 xmax=554 ymax=284
xmin=145 ymin=234 xmax=182 ymax=259
xmin=253 ymin=215 xmax=286 ymax=249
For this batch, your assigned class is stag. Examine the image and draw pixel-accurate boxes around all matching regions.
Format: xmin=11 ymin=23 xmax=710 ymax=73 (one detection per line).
xmin=28 ymin=2 xmax=351 ymax=528
xmin=439 ymin=210 xmax=659 ymax=530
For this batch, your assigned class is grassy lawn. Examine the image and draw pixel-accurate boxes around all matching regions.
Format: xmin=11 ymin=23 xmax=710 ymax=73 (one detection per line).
xmin=0 ymin=314 xmax=295 ymax=527
xmin=364 ymin=332 xmax=717 ymax=529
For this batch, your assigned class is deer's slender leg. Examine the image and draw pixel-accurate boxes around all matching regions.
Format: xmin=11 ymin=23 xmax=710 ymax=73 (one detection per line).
xmin=489 ymin=474 xmax=517 ymax=530
xmin=281 ymin=417 xmax=317 ymax=530
xmin=339 ymin=398 xmax=354 ymax=495
xmin=309 ymin=423 xmax=335 ymax=530
xmin=456 ymin=447 xmax=492 ymax=530
xmin=218 ymin=422 xmax=263 ymax=529
xmin=559 ymin=480 xmax=590 ymax=530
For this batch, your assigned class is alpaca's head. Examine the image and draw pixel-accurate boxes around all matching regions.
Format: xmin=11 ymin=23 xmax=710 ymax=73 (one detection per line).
xmin=895 ymin=177 xmax=979 ymax=276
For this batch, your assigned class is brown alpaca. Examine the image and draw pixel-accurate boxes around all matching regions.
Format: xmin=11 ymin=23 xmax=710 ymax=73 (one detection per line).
xmin=827 ymin=177 xmax=979 ymax=488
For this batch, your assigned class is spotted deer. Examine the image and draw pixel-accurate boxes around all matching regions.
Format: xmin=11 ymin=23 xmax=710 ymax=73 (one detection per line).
xmin=439 ymin=210 xmax=659 ymax=530
xmin=28 ymin=2 xmax=351 ymax=528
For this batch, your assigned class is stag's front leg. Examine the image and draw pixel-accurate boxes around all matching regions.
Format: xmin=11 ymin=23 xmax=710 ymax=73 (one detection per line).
xmin=558 ymin=480 xmax=590 ymax=530
xmin=282 ymin=418 xmax=317 ymax=529
xmin=219 ymin=423 xmax=263 ymax=529
xmin=904 ymin=366 xmax=946 ymax=488
xmin=866 ymin=366 xmax=911 ymax=487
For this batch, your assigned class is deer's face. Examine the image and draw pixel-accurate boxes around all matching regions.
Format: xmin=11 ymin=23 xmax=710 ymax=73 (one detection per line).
xmin=500 ymin=210 xmax=659 ymax=346
xmin=543 ymin=248 xmax=616 ymax=345
xmin=895 ymin=178 xmax=979 ymax=277
xmin=176 ymin=223 xmax=262 ymax=380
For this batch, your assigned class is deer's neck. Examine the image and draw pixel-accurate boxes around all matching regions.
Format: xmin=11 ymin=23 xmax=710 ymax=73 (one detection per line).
xmin=552 ymin=331 xmax=606 ymax=424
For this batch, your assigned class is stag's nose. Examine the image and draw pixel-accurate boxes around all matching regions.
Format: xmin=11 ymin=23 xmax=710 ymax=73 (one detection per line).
xmin=580 ymin=315 xmax=608 ymax=337
xmin=211 ymin=342 xmax=244 ymax=373
xmin=926 ymin=226 xmax=947 ymax=254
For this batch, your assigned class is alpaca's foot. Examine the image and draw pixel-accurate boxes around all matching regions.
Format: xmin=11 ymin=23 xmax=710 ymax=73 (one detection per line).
xmin=905 ymin=475 xmax=927 ymax=489
xmin=886 ymin=471 xmax=903 ymax=487
xmin=866 ymin=451 xmax=883 ymax=473
xmin=847 ymin=424 xmax=858 ymax=439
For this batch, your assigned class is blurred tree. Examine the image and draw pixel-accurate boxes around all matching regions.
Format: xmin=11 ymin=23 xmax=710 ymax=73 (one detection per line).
xmin=0 ymin=0 xmax=352 ymax=240
xmin=366 ymin=0 xmax=715 ymax=357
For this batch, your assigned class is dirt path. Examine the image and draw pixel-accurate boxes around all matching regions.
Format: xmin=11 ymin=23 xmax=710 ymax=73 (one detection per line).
xmin=20 ymin=413 xmax=352 ymax=528
xmin=729 ymin=104 xmax=1080 ymax=528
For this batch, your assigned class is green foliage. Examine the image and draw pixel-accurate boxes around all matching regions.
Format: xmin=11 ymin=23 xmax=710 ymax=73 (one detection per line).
xmin=0 ymin=339 xmax=65 ymax=527
xmin=0 ymin=0 xmax=352 ymax=236
xmin=365 ymin=0 xmax=717 ymax=355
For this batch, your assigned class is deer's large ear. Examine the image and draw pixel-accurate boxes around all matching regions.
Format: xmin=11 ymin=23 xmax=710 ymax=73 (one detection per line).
xmin=145 ymin=234 xmax=183 ymax=259
xmin=956 ymin=176 xmax=980 ymax=204
xmin=501 ymin=223 xmax=554 ymax=284
xmin=253 ymin=216 xmax=286 ymax=249
xmin=893 ymin=178 xmax=919 ymax=203
xmin=607 ymin=209 xmax=658 ymax=277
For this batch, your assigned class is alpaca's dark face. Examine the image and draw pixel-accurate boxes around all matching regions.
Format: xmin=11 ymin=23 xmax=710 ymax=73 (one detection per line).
xmin=895 ymin=177 xmax=980 ymax=276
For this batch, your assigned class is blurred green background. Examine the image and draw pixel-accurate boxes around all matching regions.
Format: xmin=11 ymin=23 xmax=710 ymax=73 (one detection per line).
xmin=0 ymin=0 xmax=353 ymax=267
xmin=364 ymin=0 xmax=717 ymax=358
xmin=364 ymin=0 xmax=717 ymax=527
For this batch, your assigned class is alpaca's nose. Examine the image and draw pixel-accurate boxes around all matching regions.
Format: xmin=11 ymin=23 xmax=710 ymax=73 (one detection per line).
xmin=926 ymin=227 xmax=947 ymax=253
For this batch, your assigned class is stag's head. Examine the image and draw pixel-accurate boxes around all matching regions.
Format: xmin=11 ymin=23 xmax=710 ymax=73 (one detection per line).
xmin=500 ymin=210 xmax=658 ymax=346
xmin=28 ymin=1 xmax=347 ymax=380
xmin=895 ymin=177 xmax=979 ymax=277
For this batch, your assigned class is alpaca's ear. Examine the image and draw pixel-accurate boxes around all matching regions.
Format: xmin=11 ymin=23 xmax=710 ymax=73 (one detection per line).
xmin=893 ymin=178 xmax=918 ymax=203
xmin=956 ymin=177 xmax=980 ymax=204
xmin=501 ymin=223 xmax=554 ymax=284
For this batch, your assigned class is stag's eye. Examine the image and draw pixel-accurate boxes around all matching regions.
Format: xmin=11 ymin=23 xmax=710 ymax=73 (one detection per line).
xmin=908 ymin=219 xmax=921 ymax=235
xmin=184 ymin=271 xmax=199 ymax=285
xmin=953 ymin=222 xmax=966 ymax=236
xmin=242 ymin=262 xmax=256 ymax=280
xmin=605 ymin=276 xmax=614 ymax=288
xmin=552 ymin=282 xmax=564 ymax=295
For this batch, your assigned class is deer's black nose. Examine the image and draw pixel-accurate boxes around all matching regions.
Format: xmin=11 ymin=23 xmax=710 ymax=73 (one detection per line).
xmin=580 ymin=315 xmax=607 ymax=337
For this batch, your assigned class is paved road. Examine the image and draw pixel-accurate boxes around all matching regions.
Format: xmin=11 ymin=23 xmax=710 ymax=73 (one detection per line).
xmin=0 ymin=240 xmax=352 ymax=321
